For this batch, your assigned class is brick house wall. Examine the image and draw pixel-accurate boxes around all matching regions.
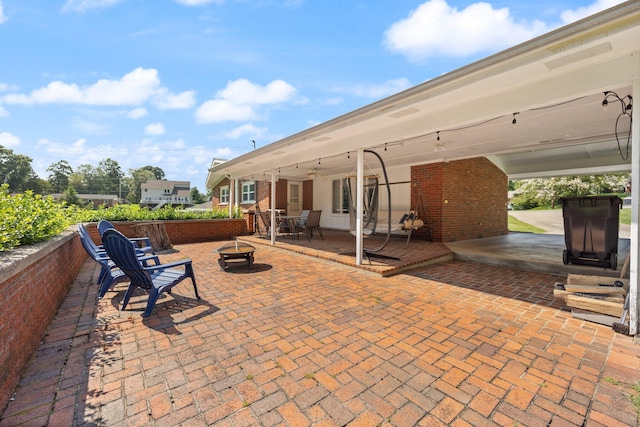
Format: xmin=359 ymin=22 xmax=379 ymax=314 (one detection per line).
xmin=412 ymin=158 xmax=508 ymax=242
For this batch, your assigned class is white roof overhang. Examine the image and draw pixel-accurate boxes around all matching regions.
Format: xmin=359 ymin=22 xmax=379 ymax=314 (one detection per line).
xmin=208 ymin=2 xmax=640 ymax=183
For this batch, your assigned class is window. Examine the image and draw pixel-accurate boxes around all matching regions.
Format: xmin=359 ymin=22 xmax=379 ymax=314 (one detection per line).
xmin=332 ymin=179 xmax=350 ymax=213
xmin=241 ymin=181 xmax=256 ymax=203
xmin=220 ymin=185 xmax=229 ymax=204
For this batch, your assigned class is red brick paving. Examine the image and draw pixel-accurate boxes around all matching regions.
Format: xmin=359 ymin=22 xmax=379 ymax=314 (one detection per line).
xmin=1 ymin=239 xmax=639 ymax=426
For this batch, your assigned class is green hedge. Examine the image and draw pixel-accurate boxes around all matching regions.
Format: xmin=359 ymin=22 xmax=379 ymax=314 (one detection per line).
xmin=74 ymin=204 xmax=234 ymax=222
xmin=0 ymin=189 xmax=236 ymax=251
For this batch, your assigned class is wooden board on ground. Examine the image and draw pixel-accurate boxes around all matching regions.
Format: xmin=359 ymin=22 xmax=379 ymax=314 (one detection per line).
xmin=563 ymin=284 xmax=626 ymax=295
xmin=565 ymin=294 xmax=624 ymax=317
xmin=553 ymin=283 xmax=624 ymax=302
xmin=132 ymin=222 xmax=172 ymax=252
xmin=567 ymin=274 xmax=629 ymax=289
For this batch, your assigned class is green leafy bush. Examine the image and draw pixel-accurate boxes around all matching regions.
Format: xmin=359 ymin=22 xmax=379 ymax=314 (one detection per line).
xmin=511 ymin=193 xmax=539 ymax=210
xmin=74 ymin=204 xmax=233 ymax=222
xmin=0 ymin=185 xmax=73 ymax=251
xmin=0 ymin=192 xmax=236 ymax=251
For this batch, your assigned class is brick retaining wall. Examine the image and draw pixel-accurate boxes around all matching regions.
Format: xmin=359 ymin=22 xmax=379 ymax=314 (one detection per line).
xmin=0 ymin=228 xmax=86 ymax=412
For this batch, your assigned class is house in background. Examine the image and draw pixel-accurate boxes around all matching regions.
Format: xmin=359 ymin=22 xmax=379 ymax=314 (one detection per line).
xmin=140 ymin=180 xmax=192 ymax=209
xmin=50 ymin=193 xmax=125 ymax=208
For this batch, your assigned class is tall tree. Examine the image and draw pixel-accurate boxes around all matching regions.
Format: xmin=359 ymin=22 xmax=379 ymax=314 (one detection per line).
xmin=191 ymin=187 xmax=206 ymax=204
xmin=127 ymin=167 xmax=156 ymax=203
xmin=97 ymin=158 xmax=124 ymax=195
xmin=0 ymin=146 xmax=37 ymax=193
xmin=139 ymin=165 xmax=165 ymax=180
xmin=46 ymin=160 xmax=73 ymax=193
xmin=69 ymin=164 xmax=99 ymax=194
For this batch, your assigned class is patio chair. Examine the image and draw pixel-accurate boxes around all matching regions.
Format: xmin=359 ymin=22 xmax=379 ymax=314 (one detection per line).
xmin=101 ymin=228 xmax=200 ymax=317
xmin=97 ymin=219 xmax=155 ymax=255
xmin=296 ymin=210 xmax=310 ymax=228
xmin=297 ymin=210 xmax=323 ymax=241
xmin=255 ymin=206 xmax=271 ymax=237
xmin=78 ymin=224 xmax=160 ymax=298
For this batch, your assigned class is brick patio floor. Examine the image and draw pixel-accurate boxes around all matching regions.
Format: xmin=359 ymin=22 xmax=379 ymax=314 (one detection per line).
xmin=1 ymin=240 xmax=640 ymax=426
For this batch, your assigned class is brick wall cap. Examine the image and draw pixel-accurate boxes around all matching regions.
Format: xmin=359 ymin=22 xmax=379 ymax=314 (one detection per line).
xmin=0 ymin=226 xmax=77 ymax=284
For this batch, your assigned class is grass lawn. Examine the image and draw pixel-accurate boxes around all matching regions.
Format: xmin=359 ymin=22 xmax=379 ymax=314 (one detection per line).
xmin=620 ymin=208 xmax=631 ymax=225
xmin=508 ymin=215 xmax=547 ymax=233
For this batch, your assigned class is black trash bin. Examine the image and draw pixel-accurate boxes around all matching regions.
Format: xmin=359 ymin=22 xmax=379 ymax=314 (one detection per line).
xmin=560 ymin=195 xmax=622 ymax=269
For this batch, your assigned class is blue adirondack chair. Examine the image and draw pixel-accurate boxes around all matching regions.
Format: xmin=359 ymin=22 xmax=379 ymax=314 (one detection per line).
xmin=101 ymin=228 xmax=200 ymax=317
xmin=78 ymin=224 xmax=160 ymax=298
xmin=97 ymin=219 xmax=155 ymax=255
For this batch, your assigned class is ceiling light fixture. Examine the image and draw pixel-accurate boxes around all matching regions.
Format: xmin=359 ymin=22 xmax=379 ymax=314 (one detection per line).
xmin=511 ymin=112 xmax=519 ymax=128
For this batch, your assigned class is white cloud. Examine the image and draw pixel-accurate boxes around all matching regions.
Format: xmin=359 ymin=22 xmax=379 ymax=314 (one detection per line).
xmin=217 ymin=79 xmax=296 ymax=105
xmin=220 ymin=123 xmax=268 ymax=140
xmin=36 ymin=137 xmax=87 ymax=154
xmin=62 ymin=0 xmax=124 ymax=13
xmin=384 ymin=0 xmax=547 ymax=62
xmin=195 ymin=79 xmax=296 ymax=124
xmin=0 ymin=67 xmax=193 ymax=110
xmin=175 ymin=0 xmax=223 ymax=5
xmin=0 ymin=83 xmax=18 ymax=92
xmin=345 ymin=78 xmax=411 ymax=98
xmin=214 ymin=147 xmax=233 ymax=157
xmin=71 ymin=118 xmax=108 ymax=135
xmin=196 ymin=100 xmax=256 ymax=123
xmin=0 ymin=131 xmax=20 ymax=147
xmin=0 ymin=1 xmax=7 ymax=25
xmin=152 ymin=89 xmax=196 ymax=110
xmin=145 ymin=122 xmax=166 ymax=136
xmin=560 ymin=0 xmax=625 ymax=24
xmin=127 ymin=107 xmax=148 ymax=119
xmin=0 ymin=106 xmax=8 ymax=117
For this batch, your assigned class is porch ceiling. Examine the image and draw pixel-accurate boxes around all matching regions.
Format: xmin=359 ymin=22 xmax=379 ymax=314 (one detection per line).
xmin=208 ymin=3 xmax=640 ymax=184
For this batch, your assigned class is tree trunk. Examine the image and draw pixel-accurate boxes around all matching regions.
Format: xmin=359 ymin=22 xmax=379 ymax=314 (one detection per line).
xmin=132 ymin=222 xmax=172 ymax=252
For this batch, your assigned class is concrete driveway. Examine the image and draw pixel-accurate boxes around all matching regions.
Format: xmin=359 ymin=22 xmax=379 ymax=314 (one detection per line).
xmin=509 ymin=209 xmax=630 ymax=238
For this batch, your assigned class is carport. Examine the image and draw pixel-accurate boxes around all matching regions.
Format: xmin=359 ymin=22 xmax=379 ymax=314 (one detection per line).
xmin=208 ymin=3 xmax=640 ymax=335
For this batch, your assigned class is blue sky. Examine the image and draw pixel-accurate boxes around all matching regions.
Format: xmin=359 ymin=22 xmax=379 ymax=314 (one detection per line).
xmin=0 ymin=0 xmax=625 ymax=191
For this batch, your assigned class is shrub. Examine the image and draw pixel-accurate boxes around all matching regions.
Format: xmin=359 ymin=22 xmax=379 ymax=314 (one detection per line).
xmin=0 ymin=193 xmax=236 ymax=251
xmin=0 ymin=185 xmax=73 ymax=251
xmin=74 ymin=204 xmax=233 ymax=222
xmin=511 ymin=193 xmax=539 ymax=210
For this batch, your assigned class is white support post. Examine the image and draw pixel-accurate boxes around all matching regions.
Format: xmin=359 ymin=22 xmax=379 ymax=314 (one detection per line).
xmin=629 ymin=53 xmax=640 ymax=336
xmin=356 ymin=149 xmax=364 ymax=265
xmin=228 ymin=177 xmax=234 ymax=218
xmin=271 ymin=170 xmax=277 ymax=245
